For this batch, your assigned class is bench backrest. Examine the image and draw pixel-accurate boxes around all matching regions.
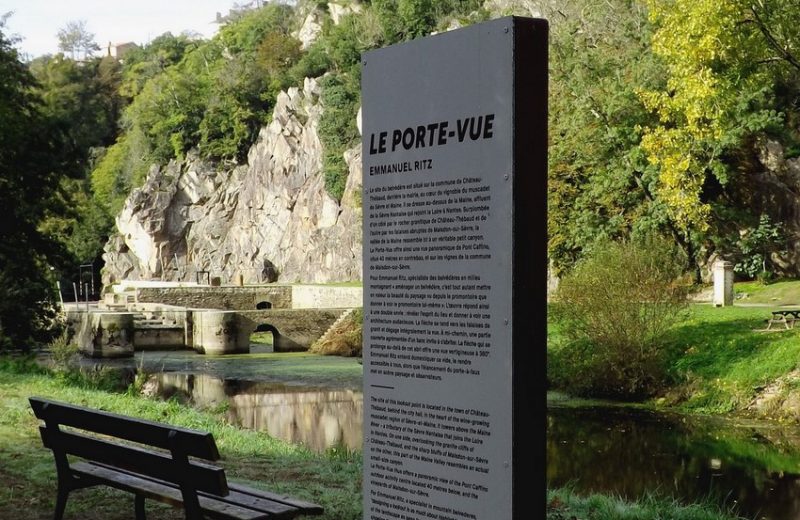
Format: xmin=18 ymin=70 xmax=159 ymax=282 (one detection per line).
xmin=30 ymin=396 xmax=229 ymax=496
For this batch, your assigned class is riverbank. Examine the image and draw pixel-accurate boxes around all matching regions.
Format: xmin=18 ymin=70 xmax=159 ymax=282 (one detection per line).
xmin=0 ymin=358 xmax=362 ymax=520
xmin=655 ymin=304 xmax=800 ymax=418
xmin=549 ymin=302 xmax=800 ymax=420
xmin=547 ymin=288 xmax=800 ymax=519
xmin=547 ymin=487 xmax=749 ymax=520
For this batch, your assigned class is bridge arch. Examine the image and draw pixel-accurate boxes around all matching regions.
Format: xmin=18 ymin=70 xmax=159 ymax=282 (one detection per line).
xmin=249 ymin=323 xmax=279 ymax=351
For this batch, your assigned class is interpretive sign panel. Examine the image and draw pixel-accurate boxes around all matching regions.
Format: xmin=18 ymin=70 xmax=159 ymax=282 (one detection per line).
xmin=361 ymin=16 xmax=548 ymax=520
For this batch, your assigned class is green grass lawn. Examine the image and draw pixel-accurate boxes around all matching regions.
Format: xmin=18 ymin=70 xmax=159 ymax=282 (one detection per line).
xmin=0 ymin=359 xmax=362 ymax=520
xmin=733 ymin=279 xmax=800 ymax=305
xmin=659 ymin=304 xmax=800 ymax=413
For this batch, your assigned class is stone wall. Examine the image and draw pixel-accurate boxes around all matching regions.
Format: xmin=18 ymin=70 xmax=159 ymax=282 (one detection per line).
xmin=291 ymin=285 xmax=362 ymax=309
xmin=239 ymin=308 xmax=345 ymax=351
xmin=134 ymin=285 xmax=362 ymax=310
xmin=192 ymin=308 xmax=345 ymax=354
xmin=135 ymin=286 xmax=293 ymax=310
xmin=67 ymin=311 xmax=135 ymax=358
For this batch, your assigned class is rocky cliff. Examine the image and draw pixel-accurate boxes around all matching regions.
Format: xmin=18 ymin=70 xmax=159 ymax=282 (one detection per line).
xmin=102 ymin=77 xmax=363 ymax=286
xmin=100 ymin=0 xmax=538 ymax=288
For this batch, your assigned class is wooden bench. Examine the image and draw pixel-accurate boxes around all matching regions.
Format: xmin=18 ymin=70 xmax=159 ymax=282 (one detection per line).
xmin=29 ymin=397 xmax=324 ymax=520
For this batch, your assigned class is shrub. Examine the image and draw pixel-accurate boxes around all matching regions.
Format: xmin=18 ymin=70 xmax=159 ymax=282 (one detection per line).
xmin=318 ymin=74 xmax=360 ymax=201
xmin=48 ymin=328 xmax=80 ymax=372
xmin=734 ymin=214 xmax=786 ymax=281
xmin=549 ymin=236 xmax=691 ymax=399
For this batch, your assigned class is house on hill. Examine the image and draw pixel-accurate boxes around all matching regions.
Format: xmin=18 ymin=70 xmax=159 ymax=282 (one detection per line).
xmin=106 ymin=41 xmax=138 ymax=61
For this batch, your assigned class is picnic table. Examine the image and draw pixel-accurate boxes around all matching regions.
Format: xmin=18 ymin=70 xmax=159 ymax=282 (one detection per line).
xmin=766 ymin=309 xmax=800 ymax=330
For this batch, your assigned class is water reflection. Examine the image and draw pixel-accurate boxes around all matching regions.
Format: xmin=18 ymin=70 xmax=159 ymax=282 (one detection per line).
xmin=547 ymin=403 xmax=800 ymax=520
xmin=148 ymin=372 xmax=363 ymax=453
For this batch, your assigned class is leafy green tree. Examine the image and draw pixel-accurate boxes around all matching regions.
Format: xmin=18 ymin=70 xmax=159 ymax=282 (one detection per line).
xmin=117 ymin=5 xmax=302 ymax=165
xmin=29 ymin=54 xmax=120 ymax=154
xmin=0 ymin=22 xmax=73 ymax=349
xmin=372 ymin=0 xmax=442 ymax=41
xmin=639 ymin=0 xmax=798 ymax=232
xmin=545 ymin=0 xmax=677 ymax=273
xmin=28 ymin=52 xmax=123 ymax=272
xmin=123 ymin=63 xmax=210 ymax=162
xmin=311 ymin=1 xmax=485 ymax=201
xmin=119 ymin=32 xmax=200 ymax=99
xmin=56 ymin=20 xmax=100 ymax=60
xmin=318 ymin=73 xmax=360 ymax=201
xmin=256 ymin=31 xmax=302 ymax=96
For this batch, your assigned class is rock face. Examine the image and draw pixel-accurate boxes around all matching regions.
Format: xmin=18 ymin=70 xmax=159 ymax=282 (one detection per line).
xmin=751 ymin=140 xmax=800 ymax=275
xmin=103 ymin=77 xmax=363 ymax=286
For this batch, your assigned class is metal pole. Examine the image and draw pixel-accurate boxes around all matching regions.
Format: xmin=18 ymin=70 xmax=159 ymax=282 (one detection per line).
xmin=56 ymin=281 xmax=64 ymax=312
xmin=84 ymin=283 xmax=89 ymax=311
xmin=73 ymin=282 xmax=78 ymax=305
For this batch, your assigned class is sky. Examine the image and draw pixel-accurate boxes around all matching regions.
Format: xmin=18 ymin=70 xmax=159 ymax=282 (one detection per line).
xmin=1 ymin=0 xmax=252 ymax=59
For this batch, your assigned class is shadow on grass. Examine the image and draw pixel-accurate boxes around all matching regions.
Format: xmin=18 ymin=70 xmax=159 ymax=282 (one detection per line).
xmin=663 ymin=316 xmax=778 ymax=378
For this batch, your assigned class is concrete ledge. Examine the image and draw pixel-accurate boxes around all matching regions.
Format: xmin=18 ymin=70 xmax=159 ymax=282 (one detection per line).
xmin=73 ymin=312 xmax=135 ymax=358
xmin=291 ymin=285 xmax=362 ymax=309
xmin=134 ymin=328 xmax=185 ymax=350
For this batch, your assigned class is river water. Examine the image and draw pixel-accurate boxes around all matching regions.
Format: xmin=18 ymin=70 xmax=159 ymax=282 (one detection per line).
xmin=548 ymin=398 xmax=800 ymax=520
xmin=97 ymin=349 xmax=364 ymax=453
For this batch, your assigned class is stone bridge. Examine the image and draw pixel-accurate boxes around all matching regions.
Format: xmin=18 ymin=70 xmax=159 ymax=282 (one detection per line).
xmin=68 ymin=307 xmax=350 ymax=357
xmin=192 ymin=308 xmax=348 ymax=354
xmin=69 ymin=283 xmax=361 ymax=357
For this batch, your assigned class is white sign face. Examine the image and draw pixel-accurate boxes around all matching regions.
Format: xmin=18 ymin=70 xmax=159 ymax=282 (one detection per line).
xmin=362 ymin=16 xmax=546 ymax=520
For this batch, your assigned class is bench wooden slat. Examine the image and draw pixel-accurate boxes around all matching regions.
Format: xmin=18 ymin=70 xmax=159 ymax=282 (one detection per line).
xmin=227 ymin=483 xmax=324 ymax=515
xmin=88 ymin=462 xmax=308 ymax=519
xmin=40 ymin=426 xmax=228 ymax=496
xmin=73 ymin=463 xmax=270 ymax=520
xmin=30 ymin=397 xmax=220 ymax=460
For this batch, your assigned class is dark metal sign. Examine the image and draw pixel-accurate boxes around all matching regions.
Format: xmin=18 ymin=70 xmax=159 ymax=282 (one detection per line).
xmin=362 ymin=16 xmax=548 ymax=519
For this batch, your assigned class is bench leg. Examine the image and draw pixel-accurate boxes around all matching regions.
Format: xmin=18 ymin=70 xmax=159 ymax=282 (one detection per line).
xmin=53 ymin=486 xmax=69 ymax=520
xmin=135 ymin=495 xmax=146 ymax=520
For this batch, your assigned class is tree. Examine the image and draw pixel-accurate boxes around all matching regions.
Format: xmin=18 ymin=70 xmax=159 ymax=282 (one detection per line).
xmin=27 ymin=52 xmax=123 ymax=280
xmin=639 ymin=0 xmax=799 ymax=233
xmin=0 ymin=21 xmax=73 ymax=350
xmin=29 ymin=54 xmax=120 ymax=155
xmin=57 ymin=20 xmax=100 ymax=61
xmin=119 ymin=32 xmax=200 ymax=99
xmin=543 ymin=0 xmax=673 ymax=272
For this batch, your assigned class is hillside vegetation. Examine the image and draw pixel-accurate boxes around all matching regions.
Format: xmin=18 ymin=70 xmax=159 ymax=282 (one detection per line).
xmin=3 ymin=0 xmax=800 ymax=349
